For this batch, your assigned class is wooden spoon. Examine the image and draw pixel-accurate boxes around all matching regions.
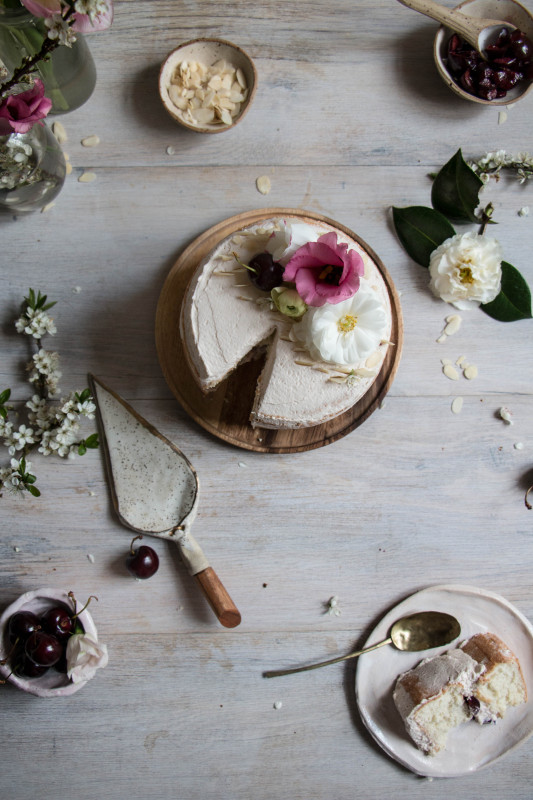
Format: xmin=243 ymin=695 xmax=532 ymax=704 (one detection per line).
xmin=397 ymin=0 xmax=513 ymax=53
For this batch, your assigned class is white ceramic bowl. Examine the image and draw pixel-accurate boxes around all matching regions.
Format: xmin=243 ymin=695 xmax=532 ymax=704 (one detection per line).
xmin=159 ymin=37 xmax=257 ymax=133
xmin=434 ymin=0 xmax=533 ymax=105
xmin=0 ymin=588 xmax=98 ymax=697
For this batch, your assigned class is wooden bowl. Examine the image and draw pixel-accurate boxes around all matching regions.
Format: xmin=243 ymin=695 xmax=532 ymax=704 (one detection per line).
xmin=159 ymin=38 xmax=257 ymax=133
xmin=0 ymin=588 xmax=98 ymax=697
xmin=434 ymin=0 xmax=533 ymax=105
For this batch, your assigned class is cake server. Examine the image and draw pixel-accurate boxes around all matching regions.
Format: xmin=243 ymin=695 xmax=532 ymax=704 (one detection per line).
xmin=89 ymin=374 xmax=241 ymax=628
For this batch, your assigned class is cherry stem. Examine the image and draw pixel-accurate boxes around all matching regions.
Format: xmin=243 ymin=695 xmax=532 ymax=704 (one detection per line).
xmin=130 ymin=534 xmax=143 ymax=555
xmin=525 ymin=485 xmax=533 ymax=510
xmin=0 ymin=634 xmax=26 ymax=666
xmin=68 ymin=591 xmax=98 ymax=621
xmin=232 ymin=251 xmax=257 ymax=274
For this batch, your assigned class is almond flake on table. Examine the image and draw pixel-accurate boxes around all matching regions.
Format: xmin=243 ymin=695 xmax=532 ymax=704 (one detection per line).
xmin=463 ymin=364 xmax=478 ymax=380
xmin=256 ymin=175 xmax=271 ymax=195
xmin=451 ymin=397 xmax=463 ymax=414
xmin=273 ymin=701 xmax=283 ymax=710
xmin=443 ymin=363 xmax=460 ymax=380
xmin=41 ymin=202 xmax=55 ymax=213
xmin=443 ymin=314 xmax=462 ymax=336
xmin=518 ymin=206 xmax=529 ymax=217
xmin=78 ymin=171 xmax=96 ymax=183
xmin=514 ymin=442 xmax=525 ymax=450
xmin=81 ymin=135 xmax=100 ymax=147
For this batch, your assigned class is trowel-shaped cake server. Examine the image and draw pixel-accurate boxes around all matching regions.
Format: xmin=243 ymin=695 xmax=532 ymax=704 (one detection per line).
xmin=89 ymin=375 xmax=241 ymax=628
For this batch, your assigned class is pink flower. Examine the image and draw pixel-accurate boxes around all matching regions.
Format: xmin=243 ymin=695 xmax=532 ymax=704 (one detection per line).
xmin=283 ymin=232 xmax=365 ymax=307
xmin=20 ymin=0 xmax=114 ymax=32
xmin=0 ymin=79 xmax=52 ymax=135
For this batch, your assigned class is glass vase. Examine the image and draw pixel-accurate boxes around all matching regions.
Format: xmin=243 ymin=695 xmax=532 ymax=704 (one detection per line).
xmin=0 ymin=121 xmax=66 ymax=214
xmin=0 ymin=5 xmax=97 ymax=114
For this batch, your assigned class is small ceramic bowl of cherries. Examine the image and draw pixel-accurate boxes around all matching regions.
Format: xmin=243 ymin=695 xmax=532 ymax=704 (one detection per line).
xmin=0 ymin=588 xmax=103 ymax=697
xmin=434 ymin=0 xmax=533 ymax=105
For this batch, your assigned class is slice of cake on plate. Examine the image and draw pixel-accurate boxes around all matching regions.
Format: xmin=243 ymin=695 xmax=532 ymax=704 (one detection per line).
xmin=393 ymin=632 xmax=527 ymax=756
xmin=179 ymin=216 xmax=395 ymax=429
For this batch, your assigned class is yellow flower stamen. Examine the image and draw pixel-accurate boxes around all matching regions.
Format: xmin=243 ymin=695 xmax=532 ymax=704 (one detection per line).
xmin=338 ymin=313 xmax=357 ymax=333
xmin=458 ymin=266 xmax=474 ymax=285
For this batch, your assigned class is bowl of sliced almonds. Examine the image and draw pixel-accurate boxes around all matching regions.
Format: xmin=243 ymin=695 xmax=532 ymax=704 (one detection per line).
xmin=159 ymin=38 xmax=257 ymax=133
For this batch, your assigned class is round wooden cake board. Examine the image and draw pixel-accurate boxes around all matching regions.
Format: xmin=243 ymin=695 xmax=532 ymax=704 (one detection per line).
xmin=155 ymin=208 xmax=403 ymax=454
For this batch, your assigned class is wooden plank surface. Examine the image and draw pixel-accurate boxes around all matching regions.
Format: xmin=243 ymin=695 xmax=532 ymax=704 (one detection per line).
xmin=1 ymin=1 xmax=533 ymax=798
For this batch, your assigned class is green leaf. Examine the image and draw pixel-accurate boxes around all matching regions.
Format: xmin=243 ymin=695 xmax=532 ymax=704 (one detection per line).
xmin=25 ymin=474 xmax=36 ymax=484
xmin=76 ymin=388 xmax=91 ymax=403
xmin=431 ymin=148 xmax=483 ymax=224
xmin=0 ymin=408 xmax=6 ymax=420
xmin=85 ymin=433 xmax=99 ymax=449
xmin=27 ymin=485 xmax=41 ymax=498
xmin=481 ymin=262 xmax=533 ymax=322
xmin=78 ymin=443 xmax=87 ymax=456
xmin=0 ymin=389 xmax=11 ymax=404
xmin=392 ymin=206 xmax=455 ymax=267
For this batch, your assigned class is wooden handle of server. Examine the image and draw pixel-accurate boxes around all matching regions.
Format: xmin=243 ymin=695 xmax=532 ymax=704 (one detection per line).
xmin=195 ymin=567 xmax=241 ymax=628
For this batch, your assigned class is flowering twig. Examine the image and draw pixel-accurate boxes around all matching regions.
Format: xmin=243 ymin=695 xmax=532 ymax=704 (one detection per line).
xmin=0 ymin=288 xmax=99 ymax=498
xmin=468 ymin=151 xmax=533 ymax=185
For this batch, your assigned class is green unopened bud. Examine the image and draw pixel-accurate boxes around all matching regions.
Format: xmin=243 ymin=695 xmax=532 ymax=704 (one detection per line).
xmin=271 ymin=286 xmax=307 ymax=319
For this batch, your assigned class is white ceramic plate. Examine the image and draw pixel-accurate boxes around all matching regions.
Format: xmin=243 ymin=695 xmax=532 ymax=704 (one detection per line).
xmin=355 ymin=584 xmax=533 ymax=777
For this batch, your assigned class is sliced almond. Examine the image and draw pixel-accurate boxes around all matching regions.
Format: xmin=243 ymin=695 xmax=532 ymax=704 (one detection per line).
xmin=443 ymin=364 xmax=459 ymax=380
xmin=78 ymin=171 xmax=96 ymax=183
xmin=451 ymin=397 xmax=463 ymax=414
xmin=256 ymin=175 xmax=271 ymax=195
xmin=52 ymin=121 xmax=67 ymax=143
xmin=81 ymin=134 xmax=100 ymax=148
xmin=463 ymin=364 xmax=478 ymax=380
xmin=444 ymin=314 xmax=462 ymax=336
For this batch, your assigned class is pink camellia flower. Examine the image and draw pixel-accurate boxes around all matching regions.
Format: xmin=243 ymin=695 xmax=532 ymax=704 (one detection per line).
xmin=283 ymin=232 xmax=365 ymax=307
xmin=20 ymin=0 xmax=114 ymax=32
xmin=0 ymin=79 xmax=52 ymax=135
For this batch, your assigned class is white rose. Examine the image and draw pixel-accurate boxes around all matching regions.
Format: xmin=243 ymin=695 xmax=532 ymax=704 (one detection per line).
xmin=266 ymin=220 xmax=319 ymax=265
xmin=428 ymin=231 xmax=502 ymax=310
xmin=295 ymin=281 xmax=388 ymax=366
xmin=66 ymin=633 xmax=109 ymax=684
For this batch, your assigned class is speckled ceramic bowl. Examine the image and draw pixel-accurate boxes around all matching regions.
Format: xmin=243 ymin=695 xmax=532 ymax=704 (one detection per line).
xmin=434 ymin=0 xmax=533 ymax=105
xmin=159 ymin=37 xmax=257 ymax=133
xmin=0 ymin=588 xmax=98 ymax=697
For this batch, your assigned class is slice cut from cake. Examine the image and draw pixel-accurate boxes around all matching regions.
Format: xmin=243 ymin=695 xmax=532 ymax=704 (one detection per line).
xmin=393 ymin=649 xmax=483 ymax=756
xmin=460 ymin=632 xmax=527 ymax=720
xmin=179 ymin=217 xmax=394 ymax=429
xmin=393 ymin=632 xmax=527 ymax=756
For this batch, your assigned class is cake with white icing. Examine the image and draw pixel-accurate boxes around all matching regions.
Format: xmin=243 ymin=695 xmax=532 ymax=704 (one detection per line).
xmin=393 ymin=632 xmax=527 ymax=756
xmin=179 ymin=217 xmax=394 ymax=429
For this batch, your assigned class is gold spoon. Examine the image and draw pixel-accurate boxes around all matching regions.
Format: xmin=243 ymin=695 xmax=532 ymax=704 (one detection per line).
xmin=263 ymin=610 xmax=460 ymax=678
xmin=396 ymin=0 xmax=514 ymax=55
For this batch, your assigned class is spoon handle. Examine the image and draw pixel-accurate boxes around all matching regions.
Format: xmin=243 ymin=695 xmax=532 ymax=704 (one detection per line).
xmin=263 ymin=636 xmax=393 ymax=678
xmin=396 ymin=0 xmax=481 ymax=48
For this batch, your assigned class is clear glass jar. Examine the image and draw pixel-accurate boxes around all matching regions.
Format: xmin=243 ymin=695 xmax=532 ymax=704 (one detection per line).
xmin=0 ymin=121 xmax=66 ymax=214
xmin=0 ymin=5 xmax=97 ymax=114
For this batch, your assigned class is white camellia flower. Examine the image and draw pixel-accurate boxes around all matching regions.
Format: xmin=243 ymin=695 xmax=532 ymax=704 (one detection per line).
xmin=266 ymin=220 xmax=319 ymax=265
xmin=295 ymin=282 xmax=388 ymax=366
xmin=428 ymin=231 xmax=502 ymax=310
xmin=66 ymin=633 xmax=109 ymax=684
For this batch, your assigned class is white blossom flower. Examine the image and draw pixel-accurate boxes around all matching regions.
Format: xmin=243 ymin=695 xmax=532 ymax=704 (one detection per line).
xmin=10 ymin=424 xmax=34 ymax=450
xmin=45 ymin=14 xmax=77 ymax=47
xmin=66 ymin=633 xmax=108 ymax=684
xmin=15 ymin=308 xmax=56 ymax=339
xmin=429 ymin=232 xmax=502 ymax=311
xmin=294 ymin=281 xmax=388 ymax=366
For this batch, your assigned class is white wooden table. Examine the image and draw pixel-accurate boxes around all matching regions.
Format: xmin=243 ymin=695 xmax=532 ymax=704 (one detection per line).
xmin=1 ymin=1 xmax=533 ymax=797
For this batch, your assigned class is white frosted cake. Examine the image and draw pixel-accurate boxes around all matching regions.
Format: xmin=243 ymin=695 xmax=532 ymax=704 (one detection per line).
xmin=179 ymin=217 xmax=394 ymax=429
xmin=393 ymin=632 xmax=527 ymax=756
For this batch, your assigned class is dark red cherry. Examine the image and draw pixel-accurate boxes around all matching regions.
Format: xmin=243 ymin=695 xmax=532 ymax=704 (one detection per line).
xmin=247 ymin=253 xmax=284 ymax=292
xmin=126 ymin=535 xmax=159 ymax=580
xmin=14 ymin=654 xmax=49 ymax=678
xmin=25 ymin=631 xmax=62 ymax=667
xmin=40 ymin=606 xmax=74 ymax=640
xmin=7 ymin=611 xmax=40 ymax=643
